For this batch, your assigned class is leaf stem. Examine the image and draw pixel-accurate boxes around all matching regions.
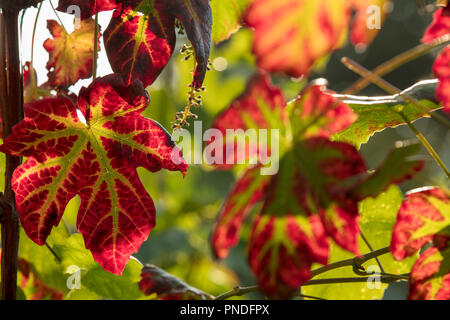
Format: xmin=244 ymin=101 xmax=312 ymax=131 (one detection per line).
xmin=341 ymin=57 xmax=450 ymax=179
xmin=29 ymin=1 xmax=43 ymax=86
xmin=45 ymin=241 xmax=62 ymax=262
xmin=360 ymin=232 xmax=385 ymax=273
xmin=344 ymin=35 xmax=450 ymax=95
xmin=92 ymin=13 xmax=99 ymax=80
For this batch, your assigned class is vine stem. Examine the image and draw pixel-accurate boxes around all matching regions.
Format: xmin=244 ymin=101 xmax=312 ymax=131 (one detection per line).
xmin=344 ymin=34 xmax=450 ymax=95
xmin=341 ymin=57 xmax=450 ymax=179
xmin=92 ymin=13 xmax=99 ymax=80
xmin=29 ymin=1 xmax=43 ymax=86
xmin=214 ymin=246 xmax=405 ymax=300
xmin=0 ymin=7 xmax=25 ymax=300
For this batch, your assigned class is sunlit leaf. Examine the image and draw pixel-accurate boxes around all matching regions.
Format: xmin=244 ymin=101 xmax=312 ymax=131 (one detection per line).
xmin=0 ymin=74 xmax=187 ymax=274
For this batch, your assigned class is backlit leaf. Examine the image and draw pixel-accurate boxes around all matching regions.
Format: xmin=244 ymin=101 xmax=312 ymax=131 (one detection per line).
xmin=0 ymin=74 xmax=187 ymax=275
xmin=211 ymin=165 xmax=271 ymax=259
xmin=207 ymin=72 xmax=287 ymax=169
xmin=210 ymin=0 xmax=250 ymax=43
xmin=244 ymin=0 xmax=390 ymax=77
xmin=104 ymin=0 xmax=212 ymax=88
xmin=391 ymin=187 xmax=450 ymax=300
xmin=43 ymin=19 xmax=100 ymax=88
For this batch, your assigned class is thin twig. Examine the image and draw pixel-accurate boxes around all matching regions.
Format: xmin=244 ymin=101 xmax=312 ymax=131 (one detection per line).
xmin=360 ymin=232 xmax=385 ymax=273
xmin=341 ymin=57 xmax=450 ymax=130
xmin=92 ymin=13 xmax=99 ymax=80
xmin=344 ymin=34 xmax=450 ymax=95
xmin=45 ymin=242 xmax=62 ymax=262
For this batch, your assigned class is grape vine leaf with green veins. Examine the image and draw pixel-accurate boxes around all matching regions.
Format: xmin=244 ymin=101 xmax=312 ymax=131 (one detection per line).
xmin=244 ymin=0 xmax=391 ymax=78
xmin=209 ymin=73 xmax=423 ymax=299
xmin=391 ymin=187 xmax=450 ymax=300
xmin=139 ymin=264 xmax=213 ymax=300
xmin=0 ymin=74 xmax=187 ymax=275
xmin=43 ymin=19 xmax=100 ymax=88
xmin=103 ymin=0 xmax=212 ymax=88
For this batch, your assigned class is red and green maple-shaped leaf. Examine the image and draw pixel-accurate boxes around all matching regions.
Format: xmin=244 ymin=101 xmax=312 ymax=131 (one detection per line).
xmin=43 ymin=19 xmax=100 ymax=88
xmin=56 ymin=0 xmax=123 ymax=19
xmin=139 ymin=264 xmax=213 ymax=300
xmin=104 ymin=0 xmax=212 ymax=88
xmin=248 ymin=213 xmax=329 ymax=299
xmin=211 ymin=166 xmax=271 ymax=259
xmin=434 ymin=46 xmax=450 ymax=113
xmin=244 ymin=0 xmax=390 ymax=77
xmin=0 ymin=74 xmax=187 ymax=275
xmin=289 ymin=80 xmax=357 ymax=139
xmin=391 ymin=187 xmax=450 ymax=300
xmin=245 ymin=0 xmax=350 ymax=78
xmin=207 ymin=72 xmax=287 ymax=169
xmin=422 ymin=5 xmax=450 ymax=43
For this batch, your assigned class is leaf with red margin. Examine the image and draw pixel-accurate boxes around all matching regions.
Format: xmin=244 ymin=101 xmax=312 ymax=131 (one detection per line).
xmin=408 ymin=242 xmax=450 ymax=300
xmin=422 ymin=5 xmax=450 ymax=43
xmin=245 ymin=0 xmax=350 ymax=78
xmin=391 ymin=187 xmax=449 ymax=260
xmin=104 ymin=6 xmax=176 ymax=88
xmin=211 ymin=166 xmax=271 ymax=259
xmin=0 ymin=74 xmax=187 ymax=275
xmin=390 ymin=187 xmax=450 ymax=300
xmin=104 ymin=0 xmax=212 ymax=88
xmin=139 ymin=264 xmax=213 ymax=300
xmin=43 ymin=19 xmax=101 ymax=88
xmin=248 ymin=213 xmax=329 ymax=299
xmin=56 ymin=0 xmax=124 ymax=20
xmin=289 ymin=80 xmax=357 ymax=139
xmin=207 ymin=72 xmax=287 ymax=169
xmin=349 ymin=0 xmax=392 ymax=49
xmin=434 ymin=46 xmax=450 ymax=113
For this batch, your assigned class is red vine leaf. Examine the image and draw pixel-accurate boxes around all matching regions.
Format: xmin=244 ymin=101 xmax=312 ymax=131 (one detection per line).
xmin=248 ymin=213 xmax=328 ymax=299
xmin=104 ymin=0 xmax=212 ymax=88
xmin=422 ymin=5 xmax=450 ymax=43
xmin=0 ymin=74 xmax=187 ymax=275
xmin=139 ymin=264 xmax=213 ymax=300
xmin=56 ymin=0 xmax=123 ymax=19
xmin=43 ymin=19 xmax=100 ymax=88
xmin=390 ymin=187 xmax=450 ymax=300
xmin=289 ymin=81 xmax=357 ymax=138
xmin=211 ymin=166 xmax=271 ymax=259
xmin=208 ymin=72 xmax=286 ymax=169
xmin=210 ymin=74 xmax=423 ymax=299
xmin=244 ymin=0 xmax=390 ymax=77
xmin=434 ymin=46 xmax=450 ymax=113
xmin=409 ymin=243 xmax=450 ymax=300
xmin=104 ymin=6 xmax=176 ymax=88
